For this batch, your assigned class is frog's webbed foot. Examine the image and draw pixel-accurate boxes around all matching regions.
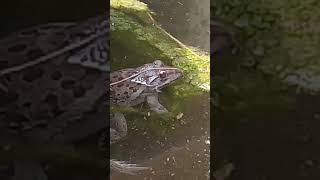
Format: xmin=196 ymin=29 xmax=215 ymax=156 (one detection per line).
xmin=110 ymin=112 xmax=127 ymax=144
xmin=146 ymin=95 xmax=168 ymax=113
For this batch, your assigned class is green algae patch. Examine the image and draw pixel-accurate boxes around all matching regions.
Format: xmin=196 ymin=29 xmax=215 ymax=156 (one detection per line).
xmin=111 ymin=0 xmax=147 ymax=11
xmin=111 ymin=0 xmax=210 ymax=95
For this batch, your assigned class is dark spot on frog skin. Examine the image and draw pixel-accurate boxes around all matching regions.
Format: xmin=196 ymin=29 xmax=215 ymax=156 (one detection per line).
xmin=116 ymin=84 xmax=123 ymax=88
xmin=72 ymin=86 xmax=86 ymax=97
xmin=22 ymin=102 xmax=31 ymax=107
xmin=7 ymin=44 xmax=27 ymax=52
xmin=61 ymin=79 xmax=76 ymax=89
xmin=26 ymin=49 xmax=45 ymax=60
xmin=43 ymin=93 xmax=58 ymax=107
xmin=51 ymin=71 xmax=63 ymax=80
xmin=85 ymin=68 xmax=99 ymax=75
xmin=22 ymin=68 xmax=44 ymax=82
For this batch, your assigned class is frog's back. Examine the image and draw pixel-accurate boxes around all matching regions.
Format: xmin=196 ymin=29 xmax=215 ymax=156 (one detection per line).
xmin=0 ymin=15 xmax=108 ymax=135
xmin=110 ymin=68 xmax=148 ymax=107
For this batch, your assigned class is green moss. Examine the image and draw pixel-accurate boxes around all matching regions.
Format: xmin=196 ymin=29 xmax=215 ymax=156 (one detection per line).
xmin=111 ymin=9 xmax=210 ymax=93
xmin=111 ymin=0 xmax=148 ymax=13
xmin=213 ymin=0 xmax=320 ymax=92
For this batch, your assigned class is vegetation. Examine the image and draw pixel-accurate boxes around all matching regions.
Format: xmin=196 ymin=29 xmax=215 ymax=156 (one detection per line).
xmin=213 ymin=0 xmax=320 ymax=93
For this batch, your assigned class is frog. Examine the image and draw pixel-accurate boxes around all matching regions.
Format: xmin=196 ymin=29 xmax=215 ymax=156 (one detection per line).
xmin=108 ymin=60 xmax=183 ymax=174
xmin=0 ymin=13 xmax=109 ymax=180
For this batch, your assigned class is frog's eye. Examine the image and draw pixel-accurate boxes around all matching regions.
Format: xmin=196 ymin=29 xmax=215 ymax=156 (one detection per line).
xmin=159 ymin=70 xmax=167 ymax=78
xmin=153 ymin=60 xmax=163 ymax=66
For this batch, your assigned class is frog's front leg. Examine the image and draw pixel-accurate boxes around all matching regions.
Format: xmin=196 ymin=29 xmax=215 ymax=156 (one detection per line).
xmin=146 ymin=95 xmax=168 ymax=113
xmin=110 ymin=112 xmax=127 ymax=144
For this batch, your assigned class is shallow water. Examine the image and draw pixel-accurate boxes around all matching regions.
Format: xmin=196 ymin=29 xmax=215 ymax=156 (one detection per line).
xmin=111 ymin=93 xmax=210 ymax=180
xmin=141 ymin=0 xmax=210 ymax=52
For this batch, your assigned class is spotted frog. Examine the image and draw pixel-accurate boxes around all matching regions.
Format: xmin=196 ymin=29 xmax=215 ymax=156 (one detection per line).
xmin=109 ymin=60 xmax=182 ymax=145
xmin=0 ymin=14 xmax=108 ymax=179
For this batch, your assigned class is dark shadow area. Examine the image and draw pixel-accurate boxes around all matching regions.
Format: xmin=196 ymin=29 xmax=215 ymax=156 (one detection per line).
xmin=212 ymin=0 xmax=320 ymax=179
xmin=0 ymin=0 xmax=108 ymax=179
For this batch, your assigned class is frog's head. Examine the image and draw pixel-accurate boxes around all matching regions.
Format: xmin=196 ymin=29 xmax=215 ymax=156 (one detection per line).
xmin=148 ymin=60 xmax=183 ymax=90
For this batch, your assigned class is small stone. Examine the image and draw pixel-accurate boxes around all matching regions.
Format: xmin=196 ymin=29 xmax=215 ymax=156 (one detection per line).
xmin=176 ymin=113 xmax=184 ymax=120
xmin=180 ymin=119 xmax=187 ymax=125
xmin=205 ymin=140 xmax=210 ymax=145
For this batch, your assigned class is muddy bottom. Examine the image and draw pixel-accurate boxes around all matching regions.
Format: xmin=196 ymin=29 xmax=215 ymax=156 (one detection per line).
xmin=111 ymin=93 xmax=210 ymax=180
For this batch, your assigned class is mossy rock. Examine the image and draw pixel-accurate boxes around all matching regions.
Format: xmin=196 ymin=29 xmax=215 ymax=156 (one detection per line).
xmin=111 ymin=0 xmax=210 ymax=93
xmin=213 ymin=0 xmax=320 ymax=94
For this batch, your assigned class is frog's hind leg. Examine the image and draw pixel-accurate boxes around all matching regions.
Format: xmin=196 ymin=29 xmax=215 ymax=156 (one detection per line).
xmin=110 ymin=112 xmax=127 ymax=144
